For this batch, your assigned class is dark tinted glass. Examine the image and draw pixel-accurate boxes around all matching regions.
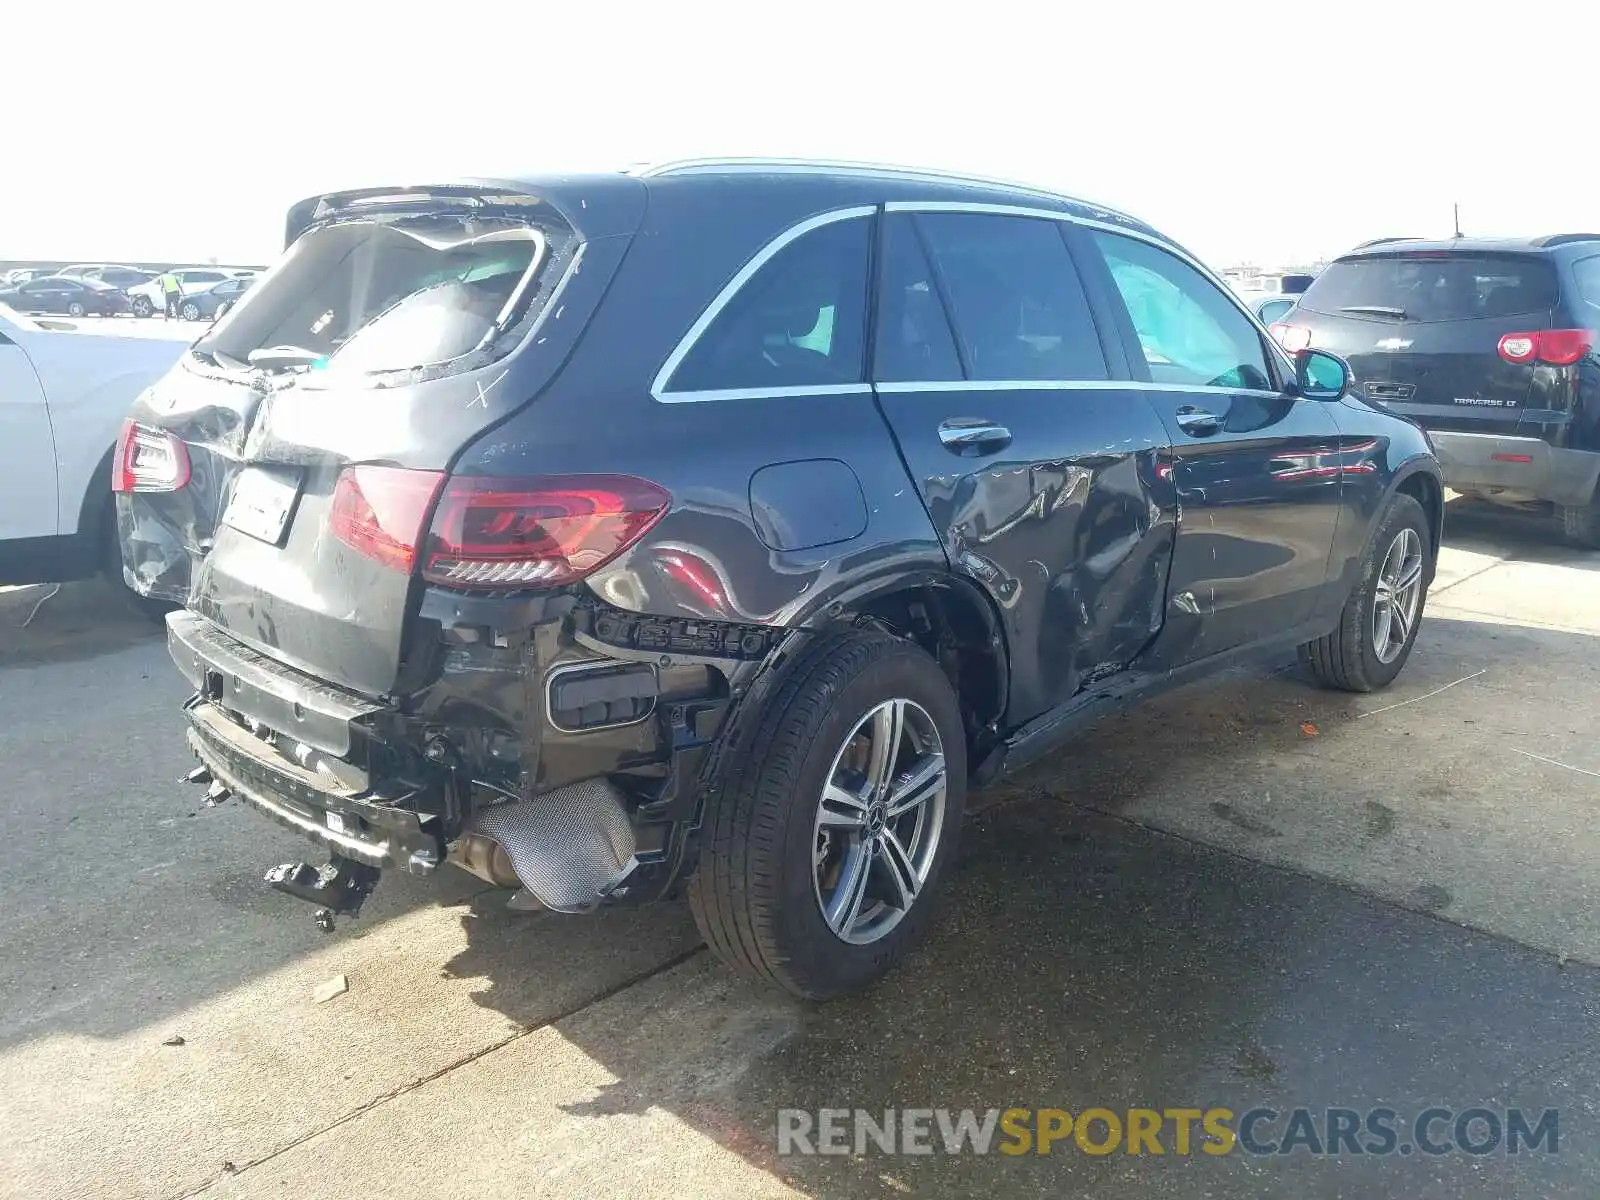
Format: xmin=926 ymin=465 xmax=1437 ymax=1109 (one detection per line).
xmin=669 ymin=217 xmax=871 ymax=393
xmin=1093 ymin=231 xmax=1273 ymax=390
xmin=1299 ymin=253 xmax=1558 ymax=321
xmin=873 ymin=215 xmax=961 ymax=382
xmin=1571 ymin=256 xmax=1600 ymax=308
xmin=916 ymin=214 xmax=1107 ymax=382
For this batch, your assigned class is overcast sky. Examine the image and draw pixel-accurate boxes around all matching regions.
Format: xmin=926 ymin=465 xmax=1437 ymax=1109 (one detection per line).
xmin=8 ymin=0 xmax=1598 ymax=269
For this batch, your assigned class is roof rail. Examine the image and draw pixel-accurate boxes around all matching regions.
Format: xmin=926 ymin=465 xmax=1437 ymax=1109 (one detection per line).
xmin=1531 ymin=233 xmax=1600 ymax=249
xmin=1351 ymin=236 xmax=1421 ymax=250
xmin=630 ymin=157 xmax=1096 ymax=209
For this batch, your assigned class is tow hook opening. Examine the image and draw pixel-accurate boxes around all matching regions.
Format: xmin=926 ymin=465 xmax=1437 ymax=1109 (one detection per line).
xmin=264 ymin=856 xmax=383 ymax=933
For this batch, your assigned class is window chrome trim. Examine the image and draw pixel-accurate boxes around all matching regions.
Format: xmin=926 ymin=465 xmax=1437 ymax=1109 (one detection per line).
xmin=651 ymin=205 xmax=877 ymax=402
xmin=658 ymin=383 xmax=873 ymax=404
xmin=874 ymin=378 xmax=1289 ymax=399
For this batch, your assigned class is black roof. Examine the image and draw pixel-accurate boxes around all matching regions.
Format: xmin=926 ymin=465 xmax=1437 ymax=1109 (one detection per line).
xmin=284 ymin=159 xmax=1165 ymax=250
xmin=1342 ymin=233 xmax=1600 ymax=257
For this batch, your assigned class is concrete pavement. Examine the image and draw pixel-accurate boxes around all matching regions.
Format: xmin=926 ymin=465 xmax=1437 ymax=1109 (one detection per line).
xmin=2 ymin=498 xmax=1598 ymax=1199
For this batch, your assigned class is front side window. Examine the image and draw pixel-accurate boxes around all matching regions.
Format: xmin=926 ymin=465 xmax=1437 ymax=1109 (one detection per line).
xmin=667 ymin=215 xmax=871 ymax=393
xmin=916 ymin=213 xmax=1108 ymax=382
xmin=1093 ymin=231 xmax=1273 ymax=390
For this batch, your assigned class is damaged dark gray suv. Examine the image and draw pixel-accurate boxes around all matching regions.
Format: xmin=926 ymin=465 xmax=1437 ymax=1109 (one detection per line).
xmin=118 ymin=160 xmax=1444 ymax=998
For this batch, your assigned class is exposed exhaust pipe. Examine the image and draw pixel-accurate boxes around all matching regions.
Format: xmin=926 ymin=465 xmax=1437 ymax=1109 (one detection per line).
xmin=447 ymin=833 xmax=523 ymax=889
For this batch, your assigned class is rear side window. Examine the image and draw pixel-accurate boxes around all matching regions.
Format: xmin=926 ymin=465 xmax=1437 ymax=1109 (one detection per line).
xmin=873 ymin=215 xmax=962 ymax=382
xmin=1093 ymin=231 xmax=1273 ymax=390
xmin=1572 ymin=256 xmax=1600 ymax=308
xmin=916 ymin=213 xmax=1107 ymax=382
xmin=1299 ymin=253 xmax=1558 ymax=322
xmin=667 ymin=216 xmax=871 ymax=393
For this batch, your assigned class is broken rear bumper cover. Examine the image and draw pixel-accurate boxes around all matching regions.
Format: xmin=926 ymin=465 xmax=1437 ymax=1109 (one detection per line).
xmin=166 ymin=607 xmax=741 ymax=914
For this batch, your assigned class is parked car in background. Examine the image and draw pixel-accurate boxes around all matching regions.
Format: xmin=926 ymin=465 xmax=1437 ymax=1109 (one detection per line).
xmin=85 ymin=265 xmax=158 ymax=290
xmin=2 ymin=267 xmax=59 ymax=287
xmin=127 ymin=267 xmax=235 ymax=316
xmin=1276 ymin=234 xmax=1600 ymax=546
xmin=122 ymin=161 xmax=1443 ymax=999
xmin=0 ymin=275 xmax=132 ymax=317
xmin=179 ymin=275 xmax=253 ymax=321
xmin=0 ymin=305 xmax=186 ymax=606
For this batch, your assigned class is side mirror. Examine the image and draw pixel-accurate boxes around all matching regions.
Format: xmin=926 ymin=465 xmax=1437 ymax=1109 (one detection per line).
xmin=1295 ymin=348 xmax=1350 ymax=400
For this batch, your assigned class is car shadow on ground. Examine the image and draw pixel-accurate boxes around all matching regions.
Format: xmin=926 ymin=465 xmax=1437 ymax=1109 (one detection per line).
xmin=1443 ymin=495 xmax=1600 ymax=571
xmin=430 ymin=616 xmax=1600 ymax=1197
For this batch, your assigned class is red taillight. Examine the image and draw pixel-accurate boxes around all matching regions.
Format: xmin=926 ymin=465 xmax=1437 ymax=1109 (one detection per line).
xmin=1491 ymin=453 xmax=1534 ymax=464
xmin=1270 ymin=322 xmax=1312 ymax=353
xmin=1497 ymin=329 xmax=1596 ymax=366
xmin=328 ymin=466 xmax=445 ymax=573
xmin=422 ymin=475 xmax=671 ymax=589
xmin=112 ymin=419 xmax=191 ymax=493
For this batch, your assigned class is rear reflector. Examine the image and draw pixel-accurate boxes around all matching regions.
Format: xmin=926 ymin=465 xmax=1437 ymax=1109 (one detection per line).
xmin=112 ymin=419 xmax=191 ymax=493
xmin=1491 ymin=453 xmax=1534 ymax=464
xmin=1497 ymin=329 xmax=1596 ymax=366
xmin=423 ymin=475 xmax=671 ymax=589
xmin=329 ymin=466 xmax=445 ymax=573
xmin=1269 ymin=322 xmax=1312 ymax=353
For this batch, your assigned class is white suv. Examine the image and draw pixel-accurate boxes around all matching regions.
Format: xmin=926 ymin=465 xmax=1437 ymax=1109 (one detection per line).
xmin=128 ymin=268 xmax=236 ymax=317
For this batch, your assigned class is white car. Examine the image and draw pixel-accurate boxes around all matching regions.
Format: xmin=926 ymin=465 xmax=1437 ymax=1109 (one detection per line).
xmin=0 ymin=305 xmax=187 ymax=596
xmin=127 ymin=267 xmax=238 ymax=317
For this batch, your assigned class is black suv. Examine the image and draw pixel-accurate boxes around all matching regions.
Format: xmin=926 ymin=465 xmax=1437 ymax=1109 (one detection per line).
xmin=118 ymin=161 xmax=1442 ymax=998
xmin=1276 ymin=235 xmax=1600 ymax=545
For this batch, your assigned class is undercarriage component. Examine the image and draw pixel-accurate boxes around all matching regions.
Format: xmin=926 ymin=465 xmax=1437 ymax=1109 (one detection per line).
xmin=466 ymin=779 xmax=636 ymax=913
xmin=447 ymin=832 xmax=522 ymax=889
xmin=264 ymin=855 xmax=382 ymax=931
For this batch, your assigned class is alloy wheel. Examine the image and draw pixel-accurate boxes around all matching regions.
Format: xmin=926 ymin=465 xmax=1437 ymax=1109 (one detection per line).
xmin=812 ymin=698 xmax=947 ymax=946
xmin=1372 ymin=527 xmax=1425 ymax=663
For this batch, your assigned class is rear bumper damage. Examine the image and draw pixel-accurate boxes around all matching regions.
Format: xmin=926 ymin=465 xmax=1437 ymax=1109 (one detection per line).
xmin=167 ymin=603 xmax=744 ymax=924
xmin=1428 ymin=430 xmax=1600 ymax=506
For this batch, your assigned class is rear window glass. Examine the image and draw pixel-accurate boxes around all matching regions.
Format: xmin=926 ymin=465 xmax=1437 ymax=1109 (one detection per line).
xmin=198 ymin=212 xmax=554 ymax=378
xmin=1572 ymin=256 xmax=1600 ymax=308
xmin=1300 ymin=253 xmax=1558 ymax=322
xmin=666 ymin=216 xmax=871 ymax=394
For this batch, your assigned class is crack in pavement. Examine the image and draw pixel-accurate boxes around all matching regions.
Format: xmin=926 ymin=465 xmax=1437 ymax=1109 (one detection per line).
xmin=170 ymin=945 xmax=708 ymax=1198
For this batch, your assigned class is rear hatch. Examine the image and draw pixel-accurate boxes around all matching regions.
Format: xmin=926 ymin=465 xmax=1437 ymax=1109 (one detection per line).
xmin=1283 ymin=249 xmax=1558 ymax=435
xmin=121 ymin=180 xmax=644 ymax=697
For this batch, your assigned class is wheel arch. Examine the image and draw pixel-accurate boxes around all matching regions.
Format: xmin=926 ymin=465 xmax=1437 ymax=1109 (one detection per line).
xmin=1389 ymin=457 xmax=1444 ymax=561
xmin=795 ymin=569 xmax=1011 ymax=761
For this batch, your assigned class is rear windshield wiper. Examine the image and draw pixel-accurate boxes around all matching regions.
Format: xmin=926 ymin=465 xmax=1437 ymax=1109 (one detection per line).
xmin=1339 ymin=305 xmax=1407 ymax=318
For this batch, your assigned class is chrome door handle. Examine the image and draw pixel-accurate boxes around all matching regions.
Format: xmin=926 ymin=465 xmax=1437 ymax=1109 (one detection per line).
xmin=938 ymin=418 xmax=1012 ymax=456
xmin=1174 ymin=405 xmax=1223 ymax=436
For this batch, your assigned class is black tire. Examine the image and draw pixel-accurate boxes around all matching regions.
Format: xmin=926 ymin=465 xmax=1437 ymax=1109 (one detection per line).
xmin=1299 ymin=492 xmax=1431 ymax=692
xmin=1560 ymin=499 xmax=1600 ymax=549
xmin=180 ymin=300 xmax=201 ymax=321
xmin=688 ymin=629 xmax=967 ymax=1000
xmin=67 ymin=301 xmax=86 ymax=317
xmin=131 ymin=295 xmax=154 ymax=318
